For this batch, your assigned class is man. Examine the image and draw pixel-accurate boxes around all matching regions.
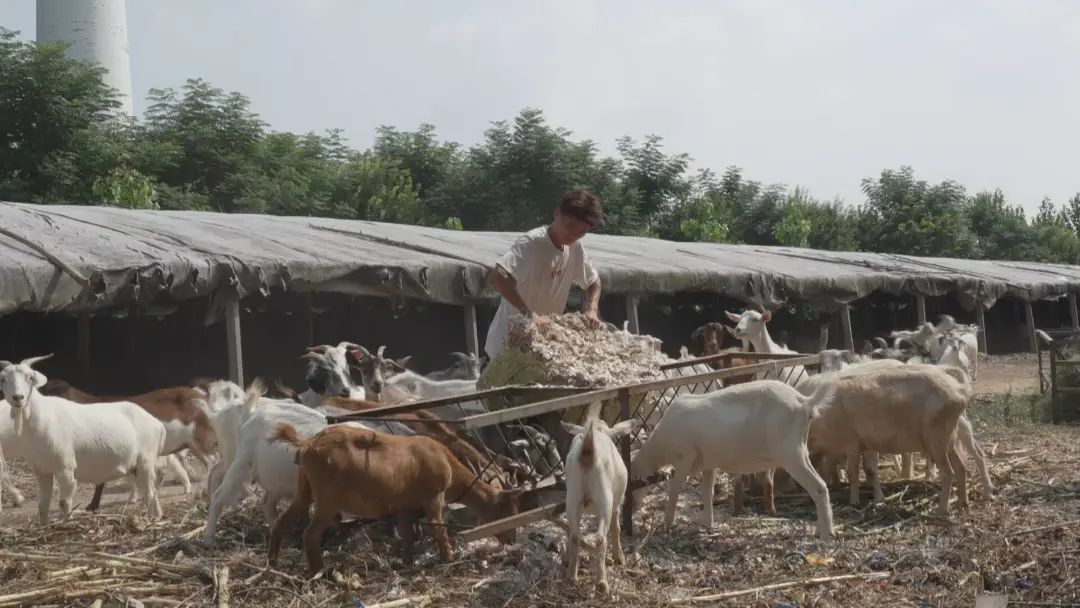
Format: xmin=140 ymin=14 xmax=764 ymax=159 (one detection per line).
xmin=483 ymin=189 xmax=603 ymax=362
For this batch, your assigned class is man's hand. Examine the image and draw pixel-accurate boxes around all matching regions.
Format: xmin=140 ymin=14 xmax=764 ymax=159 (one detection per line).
xmin=528 ymin=311 xmax=552 ymax=328
xmin=583 ymin=309 xmax=602 ymax=329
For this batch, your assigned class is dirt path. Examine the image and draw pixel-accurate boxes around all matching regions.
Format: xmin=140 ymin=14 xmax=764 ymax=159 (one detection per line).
xmin=973 ymin=353 xmax=1040 ymax=395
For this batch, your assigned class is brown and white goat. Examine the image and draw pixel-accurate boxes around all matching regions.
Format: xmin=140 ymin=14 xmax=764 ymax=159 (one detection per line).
xmin=268 ymin=424 xmax=523 ymax=573
xmin=39 ymin=379 xmax=215 ymax=511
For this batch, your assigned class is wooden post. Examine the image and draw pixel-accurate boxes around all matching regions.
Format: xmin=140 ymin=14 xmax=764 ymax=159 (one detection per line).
xmin=625 ymin=295 xmax=640 ymax=334
xmin=77 ymin=314 xmax=91 ymax=384
xmin=464 ymin=304 xmax=479 ymax=355
xmin=619 ymin=388 xmax=633 ymax=537
xmin=1070 ymin=292 xmax=1079 ymax=331
xmin=975 ymin=304 xmax=988 ymax=354
xmin=916 ymin=295 xmax=927 ymax=325
xmin=840 ymin=304 xmax=855 ymax=352
xmin=1025 ymin=301 xmax=1037 ymax=354
xmin=224 ymin=288 xmax=244 ymax=386
xmin=817 ymin=324 xmax=830 ymax=352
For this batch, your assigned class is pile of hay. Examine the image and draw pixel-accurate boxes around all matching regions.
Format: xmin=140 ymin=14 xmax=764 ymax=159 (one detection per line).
xmin=479 ymin=313 xmax=669 ymax=391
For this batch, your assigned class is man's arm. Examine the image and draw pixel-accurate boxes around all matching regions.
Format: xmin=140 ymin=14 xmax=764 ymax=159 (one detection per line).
xmin=583 ymin=277 xmax=601 ymax=327
xmin=489 ymin=265 xmax=546 ymax=324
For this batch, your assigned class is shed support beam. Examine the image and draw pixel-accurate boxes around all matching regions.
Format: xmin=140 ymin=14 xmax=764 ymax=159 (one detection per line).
xmin=916 ymin=295 xmax=927 ymax=325
xmin=464 ymin=304 xmax=479 ymax=356
xmin=1070 ymin=293 xmax=1079 ymax=331
xmin=625 ymin=295 xmax=640 ymax=334
xmin=840 ymin=304 xmax=855 ymax=353
xmin=77 ymin=314 xmax=90 ymax=384
xmin=975 ymin=305 xmax=988 ymax=355
xmin=224 ymin=288 xmax=244 ymax=386
xmin=1025 ymin=301 xmax=1037 ymax=354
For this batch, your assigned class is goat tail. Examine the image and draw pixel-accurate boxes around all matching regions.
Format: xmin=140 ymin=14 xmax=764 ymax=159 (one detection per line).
xmin=244 ymin=378 xmax=266 ymax=414
xmin=271 ymin=423 xmax=305 ymax=449
xmin=578 ymin=422 xmax=598 ymax=470
xmin=800 ymin=380 xmax=837 ymax=420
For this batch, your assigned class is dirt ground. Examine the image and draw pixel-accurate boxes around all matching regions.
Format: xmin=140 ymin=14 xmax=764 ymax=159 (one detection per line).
xmin=2 ymin=353 xmax=1077 ymax=607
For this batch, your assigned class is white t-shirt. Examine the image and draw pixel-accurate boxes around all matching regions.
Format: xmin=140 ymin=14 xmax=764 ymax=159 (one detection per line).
xmin=484 ymin=226 xmax=599 ymax=359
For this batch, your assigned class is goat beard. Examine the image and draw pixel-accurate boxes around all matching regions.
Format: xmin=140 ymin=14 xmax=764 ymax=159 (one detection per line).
xmin=10 ymin=404 xmax=24 ymax=436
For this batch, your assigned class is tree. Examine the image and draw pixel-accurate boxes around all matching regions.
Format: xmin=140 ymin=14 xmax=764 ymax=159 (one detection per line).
xmin=0 ymin=29 xmax=125 ymax=202
xmin=772 ymin=188 xmax=813 ymax=248
xmin=965 ymin=190 xmax=1031 ymax=260
xmin=859 ymin=166 xmax=974 ymax=257
xmin=91 ymin=166 xmax=156 ymax=209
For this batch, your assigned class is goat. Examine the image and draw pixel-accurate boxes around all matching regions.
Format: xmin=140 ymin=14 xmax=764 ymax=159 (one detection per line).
xmin=561 ymin=406 xmax=635 ymax=593
xmin=0 ymin=355 xmax=166 ymax=523
xmin=798 ymin=364 xmax=972 ymax=514
xmin=426 ymin=352 xmax=483 ymax=381
xmin=267 ymin=423 xmax=524 ymax=574
xmin=38 ymin=379 xmax=214 ymax=511
xmin=385 ymin=369 xmax=478 ymax=401
xmin=351 ymin=345 xmax=413 ymax=403
xmin=630 ymin=380 xmax=836 ymax=541
xmin=298 ymin=342 xmax=366 ymax=405
xmin=724 ymin=310 xmax=808 ymax=385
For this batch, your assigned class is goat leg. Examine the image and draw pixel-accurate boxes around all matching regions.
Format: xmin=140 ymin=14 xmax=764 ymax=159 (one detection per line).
xmin=86 ymin=483 xmax=106 ymax=512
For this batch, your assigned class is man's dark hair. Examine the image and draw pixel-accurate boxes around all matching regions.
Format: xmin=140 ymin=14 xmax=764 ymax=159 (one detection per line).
xmin=559 ymin=189 xmax=603 ymax=225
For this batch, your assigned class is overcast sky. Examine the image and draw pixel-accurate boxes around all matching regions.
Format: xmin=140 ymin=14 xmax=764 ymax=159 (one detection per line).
xmin=5 ymin=0 xmax=1079 ymax=213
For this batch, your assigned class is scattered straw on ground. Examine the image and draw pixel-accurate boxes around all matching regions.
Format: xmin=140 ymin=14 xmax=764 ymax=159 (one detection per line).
xmin=2 ymin=413 xmax=1077 ymax=607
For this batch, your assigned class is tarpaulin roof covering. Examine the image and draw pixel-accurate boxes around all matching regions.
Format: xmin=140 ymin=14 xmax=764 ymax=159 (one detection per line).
xmin=3 ymin=201 xmax=1080 ymax=316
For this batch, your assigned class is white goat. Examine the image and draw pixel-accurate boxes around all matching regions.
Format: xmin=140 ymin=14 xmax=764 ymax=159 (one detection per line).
xmin=201 ymin=380 xmax=404 ymax=544
xmin=0 ymin=355 xmax=166 ymax=523
xmin=386 ymin=369 xmax=478 ymax=401
xmin=561 ymin=405 xmax=635 ymax=594
xmin=426 ymin=352 xmax=483 ymax=381
xmin=630 ymin=380 xmax=836 ymax=541
xmin=724 ymin=310 xmax=807 ymax=385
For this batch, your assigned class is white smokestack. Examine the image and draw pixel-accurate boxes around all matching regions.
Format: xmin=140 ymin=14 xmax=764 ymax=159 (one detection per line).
xmin=36 ymin=0 xmax=134 ymax=117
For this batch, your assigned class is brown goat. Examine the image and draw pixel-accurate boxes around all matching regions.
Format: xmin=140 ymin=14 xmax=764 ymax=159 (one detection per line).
xmin=39 ymin=379 xmax=215 ymax=511
xmin=268 ymin=423 xmax=523 ymax=573
xmin=275 ymin=385 xmax=518 ymax=489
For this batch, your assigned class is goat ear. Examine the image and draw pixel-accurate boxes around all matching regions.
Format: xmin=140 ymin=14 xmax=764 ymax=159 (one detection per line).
xmin=560 ymin=421 xmax=584 ymax=436
xmin=392 ymin=356 xmax=412 ymax=371
xmin=761 ymin=311 xmax=773 ymax=323
xmin=607 ymin=420 xmax=636 ymax=438
xmin=724 ymin=310 xmax=741 ymax=322
xmin=306 ymin=345 xmax=331 ymax=354
xmin=31 ymin=370 xmax=47 ymax=388
xmin=508 ymin=439 xmax=530 ymax=449
xmin=722 ymin=325 xmax=737 ymax=336
xmin=0 ymin=360 xmax=11 ymax=371
xmin=448 ymin=352 xmax=467 ymax=361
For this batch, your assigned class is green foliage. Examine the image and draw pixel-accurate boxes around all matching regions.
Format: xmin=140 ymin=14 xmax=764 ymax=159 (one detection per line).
xmin=2 ymin=30 xmax=1080 ymax=265
xmin=92 ymin=166 xmax=156 ymax=209
xmin=772 ymin=188 xmax=813 ymax=248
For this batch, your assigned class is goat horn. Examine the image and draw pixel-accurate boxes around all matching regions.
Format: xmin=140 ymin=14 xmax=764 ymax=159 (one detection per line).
xmin=448 ymin=351 xmax=467 ymax=360
xmin=300 ymin=352 xmax=327 ymax=363
xmin=20 ymin=354 xmax=53 ymax=367
xmin=337 ymin=341 xmax=363 ymax=351
xmin=306 ymin=345 xmax=332 ymax=354
xmin=376 ymin=345 xmax=386 ymax=359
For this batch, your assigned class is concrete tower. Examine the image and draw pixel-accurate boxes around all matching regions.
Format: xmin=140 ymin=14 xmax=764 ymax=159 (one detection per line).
xmin=37 ymin=0 xmax=134 ymax=116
